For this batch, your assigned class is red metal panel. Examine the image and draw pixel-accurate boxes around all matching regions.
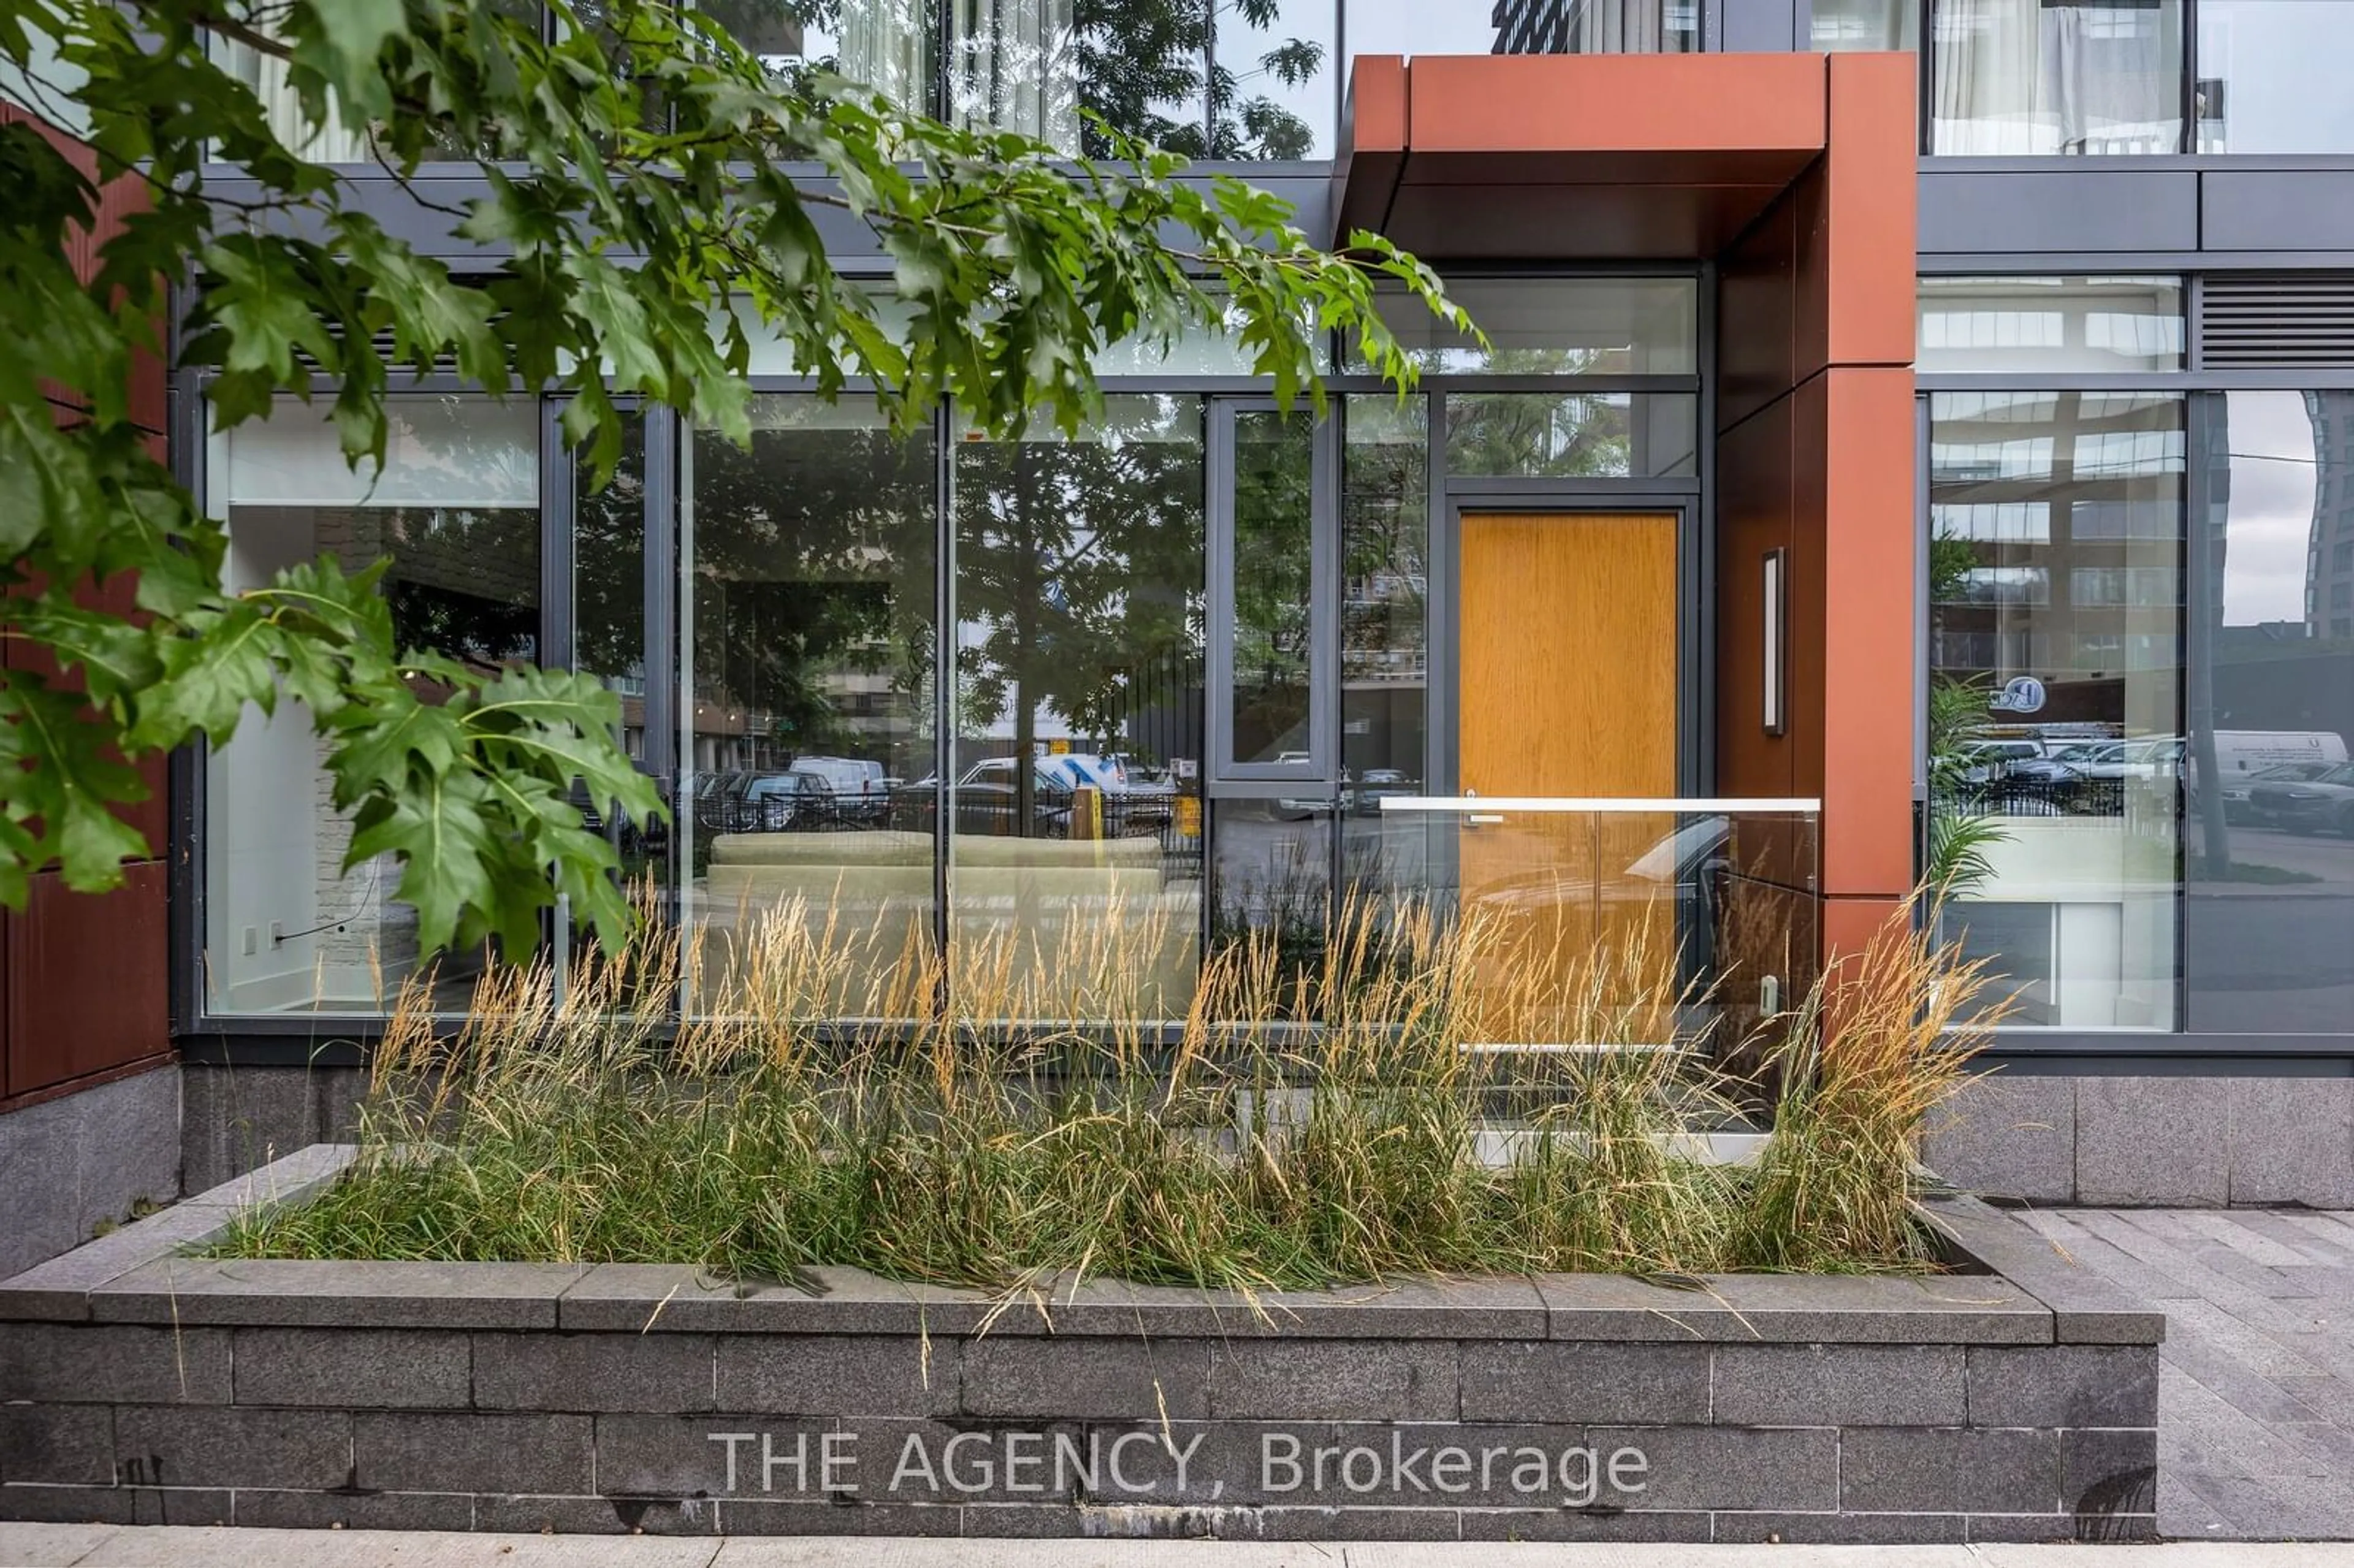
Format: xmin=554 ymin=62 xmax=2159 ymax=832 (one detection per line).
xmin=5 ymin=864 xmax=170 ymax=1098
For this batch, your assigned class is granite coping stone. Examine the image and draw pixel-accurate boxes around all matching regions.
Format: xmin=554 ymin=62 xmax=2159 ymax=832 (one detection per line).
xmin=0 ymin=1205 xmax=243 ymax=1323
xmin=1916 ymin=1193 xmax=2165 ymax=1346
xmin=0 ymin=1145 xmax=2161 ymax=1346
xmin=87 ymin=1258 xmax=592 ymax=1328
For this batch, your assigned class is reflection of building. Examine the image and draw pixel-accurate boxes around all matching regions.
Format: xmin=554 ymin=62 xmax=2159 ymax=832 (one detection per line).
xmin=1490 ymin=0 xmax=1700 ymax=54
xmin=2306 ymin=390 xmax=2354 ymax=641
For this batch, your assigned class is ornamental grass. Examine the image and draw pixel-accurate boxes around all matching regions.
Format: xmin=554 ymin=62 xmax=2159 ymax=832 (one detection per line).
xmin=215 ymin=888 xmax=1995 ymax=1291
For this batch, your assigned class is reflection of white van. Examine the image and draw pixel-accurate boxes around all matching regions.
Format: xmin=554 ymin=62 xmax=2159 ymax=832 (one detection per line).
xmin=2198 ymin=732 xmax=2349 ymax=785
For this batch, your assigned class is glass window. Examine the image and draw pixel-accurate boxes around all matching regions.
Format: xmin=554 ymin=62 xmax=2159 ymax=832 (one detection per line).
xmin=1210 ymin=0 xmax=1337 ymax=158
xmin=1360 ymin=277 xmax=1699 ymax=377
xmin=1220 ymin=407 xmax=1320 ymax=771
xmin=1814 ymin=0 xmax=1918 ymax=50
xmin=2195 ymin=1 xmax=2354 ymax=153
xmin=1929 ymin=0 xmax=2184 ymax=155
xmin=1927 ymin=390 xmax=2184 ymax=1031
xmin=1349 ymin=0 xmax=1698 ymax=55
xmin=204 ymin=397 xmax=541 ymax=1015
xmin=952 ymin=395 xmax=1205 ymax=1020
xmin=684 ymin=397 xmax=938 ymax=1019
xmin=720 ymin=0 xmax=938 ymax=112
xmin=2185 ymin=391 xmax=2354 ymax=1032
xmin=1340 ymin=396 xmax=1428 ymax=902
xmin=1918 ymin=276 xmax=2183 ymax=374
xmin=1446 ymin=392 xmax=1699 ymax=479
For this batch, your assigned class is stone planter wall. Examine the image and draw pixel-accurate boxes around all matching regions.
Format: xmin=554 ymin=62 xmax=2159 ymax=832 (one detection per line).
xmin=0 ymin=1146 xmax=2162 ymax=1543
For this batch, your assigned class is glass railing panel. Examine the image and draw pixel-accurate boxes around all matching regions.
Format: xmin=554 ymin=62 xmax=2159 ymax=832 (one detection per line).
xmin=1371 ymin=796 xmax=1822 ymax=1083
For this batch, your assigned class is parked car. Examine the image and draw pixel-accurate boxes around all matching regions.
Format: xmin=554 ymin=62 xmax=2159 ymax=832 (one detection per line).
xmin=2222 ymin=761 xmax=2338 ymax=824
xmin=1954 ymin=738 xmax=2044 ymax=786
xmin=2244 ymin=761 xmax=2354 ymax=836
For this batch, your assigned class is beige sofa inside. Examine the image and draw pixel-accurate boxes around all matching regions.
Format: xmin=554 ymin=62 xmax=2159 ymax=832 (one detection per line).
xmin=691 ymin=829 xmax=1198 ymax=1016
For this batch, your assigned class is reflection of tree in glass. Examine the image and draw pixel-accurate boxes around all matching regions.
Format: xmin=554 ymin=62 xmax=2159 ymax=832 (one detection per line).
xmin=1341 ymin=412 xmax=1427 ymax=684
xmin=691 ymin=415 xmax=937 ymax=771
xmin=383 ymin=507 xmax=541 ymax=670
xmin=1229 ymin=411 xmax=1313 ymax=761
xmin=956 ymin=398 xmax=1204 ymax=823
xmin=1081 ymin=0 xmax=1324 ymax=159
xmin=1447 ymin=390 xmax=1634 ymax=480
xmin=714 ymin=0 xmax=1327 ymax=158
xmin=573 ymin=419 xmax=649 ymax=690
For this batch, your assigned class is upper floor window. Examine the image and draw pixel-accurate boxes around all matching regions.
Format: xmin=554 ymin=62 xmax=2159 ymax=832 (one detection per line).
xmin=1930 ymin=0 xmax=2183 ymax=156
xmin=1813 ymin=0 xmax=1918 ymax=50
xmin=1919 ymin=276 xmax=2185 ymax=373
xmin=1347 ymin=0 xmax=1699 ymax=57
xmin=2195 ymin=0 xmax=2354 ymax=153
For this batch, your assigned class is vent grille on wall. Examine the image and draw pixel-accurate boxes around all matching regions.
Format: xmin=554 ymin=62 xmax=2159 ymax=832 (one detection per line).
xmin=2200 ymin=274 xmax=2354 ymax=369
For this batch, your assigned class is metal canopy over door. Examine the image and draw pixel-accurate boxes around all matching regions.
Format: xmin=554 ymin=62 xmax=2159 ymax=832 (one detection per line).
xmin=1455 ymin=509 xmax=1680 ymax=1038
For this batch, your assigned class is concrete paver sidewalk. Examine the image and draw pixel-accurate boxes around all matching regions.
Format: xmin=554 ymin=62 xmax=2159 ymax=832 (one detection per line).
xmin=2018 ymin=1208 xmax=2354 ymax=1540
xmin=9 ymin=1529 xmax=2354 ymax=1568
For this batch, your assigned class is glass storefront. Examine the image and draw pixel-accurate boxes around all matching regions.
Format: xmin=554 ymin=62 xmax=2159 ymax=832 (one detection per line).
xmin=2186 ymin=392 xmax=2354 ymax=1032
xmin=204 ymin=397 xmax=541 ymax=1014
xmin=197 ymin=276 xmax=1703 ymax=1026
xmin=1928 ymin=389 xmax=2185 ymax=1030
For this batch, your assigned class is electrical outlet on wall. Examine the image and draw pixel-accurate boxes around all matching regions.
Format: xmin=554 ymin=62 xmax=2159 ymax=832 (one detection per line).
xmin=269 ymin=921 xmax=285 ymax=949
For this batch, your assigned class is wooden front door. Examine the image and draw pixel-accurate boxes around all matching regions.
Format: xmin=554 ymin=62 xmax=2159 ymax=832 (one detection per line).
xmin=1457 ymin=511 xmax=1680 ymax=1038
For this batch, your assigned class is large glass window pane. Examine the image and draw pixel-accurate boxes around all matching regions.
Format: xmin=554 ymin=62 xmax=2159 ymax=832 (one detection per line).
xmin=1225 ymin=407 xmax=1317 ymax=769
xmin=953 ymin=396 xmax=1205 ymax=1020
xmin=1918 ymin=276 xmax=2183 ymax=374
xmin=2196 ymin=1 xmax=2354 ymax=153
xmin=1349 ymin=0 xmax=1699 ymax=55
xmin=1813 ymin=0 xmax=1918 ymax=50
xmin=571 ymin=416 xmax=673 ymax=940
xmin=2186 ymin=392 xmax=2354 ymax=1032
xmin=1340 ymin=397 xmax=1428 ymax=903
xmin=1359 ymin=277 xmax=1698 ymax=376
xmin=1928 ymin=390 xmax=2183 ymax=1030
xmin=685 ymin=398 xmax=937 ymax=1019
xmin=1929 ymin=0 xmax=2183 ymax=155
xmin=204 ymin=397 xmax=541 ymax=1014
xmin=1446 ymin=392 xmax=1699 ymax=479
xmin=1209 ymin=0 xmax=1336 ymax=158
xmin=714 ymin=0 xmax=937 ymax=108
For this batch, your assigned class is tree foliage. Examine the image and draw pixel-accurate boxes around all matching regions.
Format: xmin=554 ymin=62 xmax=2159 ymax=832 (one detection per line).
xmin=0 ymin=0 xmax=1465 ymax=957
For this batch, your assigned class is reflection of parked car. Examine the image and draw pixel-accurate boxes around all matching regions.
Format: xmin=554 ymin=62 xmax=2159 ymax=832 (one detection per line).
xmin=1354 ymin=768 xmax=1417 ymax=815
xmin=789 ymin=755 xmax=895 ymax=823
xmin=741 ymin=771 xmax=840 ymax=831
xmin=2246 ymin=761 xmax=2354 ymax=836
xmin=1956 ymin=739 xmax=2043 ymax=785
xmin=2222 ymin=761 xmax=2337 ymax=824
xmin=894 ymin=764 xmax=1076 ymax=838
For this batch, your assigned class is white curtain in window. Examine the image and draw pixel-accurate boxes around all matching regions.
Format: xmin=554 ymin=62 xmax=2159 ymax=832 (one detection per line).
xmin=1933 ymin=0 xmax=2176 ymax=154
xmin=839 ymin=0 xmax=935 ymax=111
xmin=217 ymin=34 xmax=372 ymax=164
xmin=949 ymin=0 xmax=1080 ymax=152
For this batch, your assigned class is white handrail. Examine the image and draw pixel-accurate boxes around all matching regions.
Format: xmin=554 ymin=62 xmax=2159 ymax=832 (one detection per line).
xmin=1377 ymin=796 xmax=1822 ymax=815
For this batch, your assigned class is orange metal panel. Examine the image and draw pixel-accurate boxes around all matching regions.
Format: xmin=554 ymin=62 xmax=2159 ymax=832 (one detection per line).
xmin=1818 ymin=367 xmax=1918 ymax=900
xmin=1824 ymin=53 xmax=1919 ymax=370
xmin=1404 ymin=53 xmax=1827 ymax=158
xmin=1821 ymin=894 xmax=1909 ymax=969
